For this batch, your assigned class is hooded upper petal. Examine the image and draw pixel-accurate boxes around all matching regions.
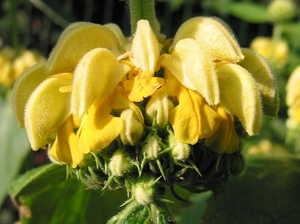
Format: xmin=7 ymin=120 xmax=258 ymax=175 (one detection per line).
xmin=170 ymin=17 xmax=244 ymax=62
xmin=71 ymin=48 xmax=130 ymax=118
xmin=12 ymin=62 xmax=48 ymax=127
xmin=161 ymin=38 xmax=219 ymax=105
xmin=46 ymin=22 xmax=121 ymax=75
xmin=217 ymin=64 xmax=262 ymax=135
xmin=131 ymin=20 xmax=160 ymax=73
xmin=24 ymin=73 xmax=73 ymax=150
xmin=238 ymin=48 xmax=279 ymax=117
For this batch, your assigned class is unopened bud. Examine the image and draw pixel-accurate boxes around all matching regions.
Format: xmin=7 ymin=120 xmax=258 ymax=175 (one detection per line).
xmin=143 ymin=135 xmax=162 ymax=160
xmin=108 ymin=149 xmax=132 ymax=177
xmin=120 ymin=108 xmax=144 ymax=145
xmin=132 ymin=176 xmax=156 ymax=205
xmin=267 ymin=0 xmax=297 ymax=22
xmin=168 ymin=134 xmax=191 ymax=161
xmin=146 ymin=90 xmax=174 ymax=126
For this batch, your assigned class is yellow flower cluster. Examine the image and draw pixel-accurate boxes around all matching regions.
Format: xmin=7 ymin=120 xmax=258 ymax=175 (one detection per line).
xmin=13 ymin=17 xmax=278 ymax=168
xmin=286 ymin=66 xmax=300 ymax=124
xmin=250 ymin=37 xmax=289 ymax=67
xmin=0 ymin=47 xmax=45 ymax=87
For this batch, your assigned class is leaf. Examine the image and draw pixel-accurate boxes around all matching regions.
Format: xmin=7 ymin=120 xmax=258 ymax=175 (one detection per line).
xmin=0 ymin=97 xmax=30 ymax=206
xmin=200 ymin=155 xmax=300 ymax=224
xmin=10 ymin=163 xmax=127 ymax=224
xmin=107 ymin=201 xmax=174 ymax=224
xmin=228 ymin=2 xmax=270 ymax=23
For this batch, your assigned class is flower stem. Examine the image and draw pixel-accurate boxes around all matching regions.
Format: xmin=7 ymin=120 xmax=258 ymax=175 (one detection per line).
xmin=128 ymin=0 xmax=156 ymax=34
xmin=10 ymin=0 xmax=19 ymax=56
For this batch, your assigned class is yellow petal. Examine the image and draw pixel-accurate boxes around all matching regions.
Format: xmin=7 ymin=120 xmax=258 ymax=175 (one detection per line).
xmin=12 ymin=62 xmax=48 ymax=127
xmin=238 ymin=48 xmax=278 ymax=117
xmin=71 ymin=48 xmax=130 ymax=117
xmin=217 ymin=64 xmax=262 ymax=135
xmin=24 ymin=73 xmax=73 ymax=150
xmin=170 ymin=17 xmax=244 ymax=62
xmin=79 ymin=99 xmax=123 ymax=151
xmin=132 ymin=20 xmax=160 ymax=73
xmin=46 ymin=22 xmax=121 ymax=75
xmin=105 ymin=23 xmax=128 ymax=47
xmin=205 ymin=106 xmax=239 ymax=154
xmin=49 ymin=115 xmax=85 ymax=168
xmin=287 ymin=65 xmax=300 ymax=106
xmin=169 ymin=86 xmax=221 ymax=144
xmin=119 ymin=72 xmax=165 ymax=102
xmin=161 ymin=38 xmax=219 ymax=105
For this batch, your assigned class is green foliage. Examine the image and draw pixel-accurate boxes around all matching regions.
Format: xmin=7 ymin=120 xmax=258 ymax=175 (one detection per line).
xmin=9 ymin=163 xmax=127 ymax=223
xmin=228 ymin=2 xmax=270 ymax=23
xmin=0 ymin=96 xmax=30 ymax=206
xmin=201 ymin=155 xmax=300 ymax=223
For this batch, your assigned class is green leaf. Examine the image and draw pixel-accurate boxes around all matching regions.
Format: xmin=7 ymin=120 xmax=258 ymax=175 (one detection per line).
xmin=228 ymin=2 xmax=270 ymax=23
xmin=10 ymin=163 xmax=127 ymax=224
xmin=200 ymin=155 xmax=300 ymax=224
xmin=282 ymin=22 xmax=300 ymax=46
xmin=108 ymin=201 xmax=174 ymax=224
xmin=0 ymin=97 xmax=30 ymax=206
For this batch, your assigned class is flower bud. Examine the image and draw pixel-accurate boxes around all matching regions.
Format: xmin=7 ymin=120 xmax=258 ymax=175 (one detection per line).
xmin=168 ymin=134 xmax=191 ymax=161
xmin=146 ymin=90 xmax=174 ymax=127
xmin=132 ymin=176 xmax=156 ymax=205
xmin=267 ymin=0 xmax=297 ymax=22
xmin=108 ymin=149 xmax=132 ymax=177
xmin=143 ymin=135 xmax=162 ymax=160
xmin=120 ymin=108 xmax=144 ymax=145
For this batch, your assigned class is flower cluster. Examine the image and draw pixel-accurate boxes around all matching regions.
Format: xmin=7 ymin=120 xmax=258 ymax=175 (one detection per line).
xmin=286 ymin=66 xmax=300 ymax=126
xmin=250 ymin=37 xmax=289 ymax=68
xmin=13 ymin=17 xmax=278 ymax=204
xmin=0 ymin=47 xmax=45 ymax=87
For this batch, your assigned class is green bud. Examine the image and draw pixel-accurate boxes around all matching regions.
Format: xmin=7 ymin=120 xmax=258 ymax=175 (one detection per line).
xmin=168 ymin=134 xmax=191 ymax=161
xmin=143 ymin=135 xmax=162 ymax=160
xmin=267 ymin=0 xmax=297 ymax=22
xmin=132 ymin=176 xmax=157 ymax=205
xmin=108 ymin=149 xmax=132 ymax=177
xmin=146 ymin=90 xmax=174 ymax=127
xmin=120 ymin=108 xmax=144 ymax=145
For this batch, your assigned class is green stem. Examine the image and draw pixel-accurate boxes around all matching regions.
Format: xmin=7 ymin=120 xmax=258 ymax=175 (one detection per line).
xmin=10 ymin=0 xmax=19 ymax=56
xmin=128 ymin=0 xmax=156 ymax=34
xmin=272 ymin=23 xmax=282 ymax=44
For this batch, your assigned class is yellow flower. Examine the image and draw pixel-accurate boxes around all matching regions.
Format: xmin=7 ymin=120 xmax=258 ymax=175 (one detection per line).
xmin=13 ymin=21 xmax=126 ymax=167
xmin=286 ymin=65 xmax=300 ymax=123
xmin=250 ymin=37 xmax=289 ymax=66
xmin=161 ymin=17 xmax=277 ymax=153
xmin=0 ymin=47 xmax=45 ymax=87
xmin=118 ymin=20 xmax=165 ymax=102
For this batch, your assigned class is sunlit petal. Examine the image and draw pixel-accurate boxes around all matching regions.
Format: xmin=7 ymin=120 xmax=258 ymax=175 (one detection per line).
xmin=12 ymin=62 xmax=48 ymax=127
xmin=71 ymin=48 xmax=130 ymax=117
xmin=46 ymin=22 xmax=121 ymax=75
xmin=161 ymin=38 xmax=219 ymax=105
xmin=131 ymin=20 xmax=160 ymax=73
xmin=217 ymin=64 xmax=262 ymax=135
xmin=24 ymin=73 xmax=73 ymax=150
xmin=238 ymin=48 xmax=278 ymax=117
xmin=170 ymin=17 xmax=244 ymax=62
